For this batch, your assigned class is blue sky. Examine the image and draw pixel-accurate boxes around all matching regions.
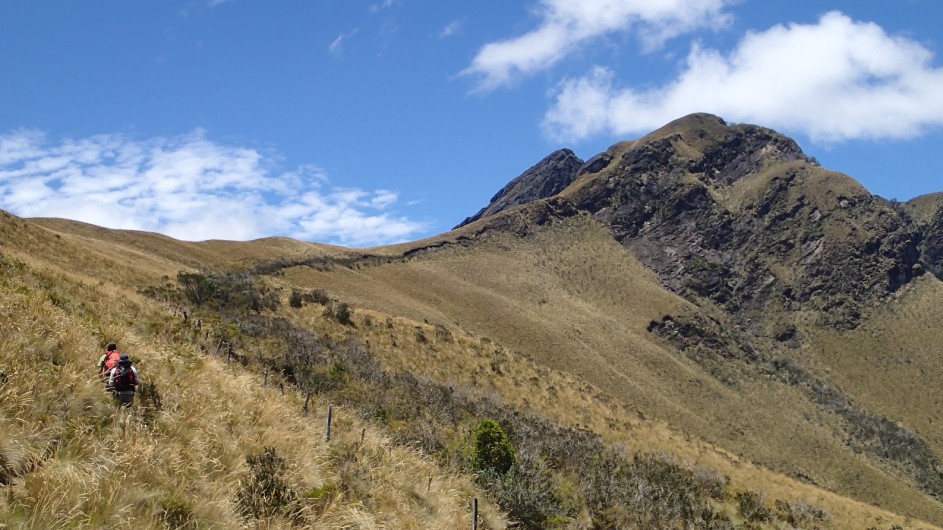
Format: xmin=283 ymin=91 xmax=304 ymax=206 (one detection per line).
xmin=1 ymin=1 xmax=942 ymax=246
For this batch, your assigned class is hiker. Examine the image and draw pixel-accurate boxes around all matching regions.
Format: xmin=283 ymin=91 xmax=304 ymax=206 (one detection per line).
xmin=108 ymin=354 xmax=139 ymax=406
xmin=97 ymin=342 xmax=122 ymax=381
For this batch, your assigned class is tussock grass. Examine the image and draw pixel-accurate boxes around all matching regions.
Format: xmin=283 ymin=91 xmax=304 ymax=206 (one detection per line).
xmin=0 ymin=249 xmax=502 ymax=528
xmin=5 ymin=206 xmax=943 ymax=529
xmin=274 ymin=214 xmax=942 ymax=529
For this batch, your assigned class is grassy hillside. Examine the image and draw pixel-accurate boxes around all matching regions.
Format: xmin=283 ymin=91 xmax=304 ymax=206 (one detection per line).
xmin=0 ymin=212 xmax=504 ymax=529
xmin=273 ymin=206 xmax=943 ymax=527
xmin=3 ymin=177 xmax=943 ymax=528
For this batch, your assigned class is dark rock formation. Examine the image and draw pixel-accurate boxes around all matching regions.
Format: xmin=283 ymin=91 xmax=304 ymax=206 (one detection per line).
xmin=923 ymin=202 xmax=943 ymax=279
xmin=478 ymin=114 xmax=928 ymax=329
xmin=563 ymin=114 xmax=922 ymax=328
xmin=456 ymin=149 xmax=583 ymax=228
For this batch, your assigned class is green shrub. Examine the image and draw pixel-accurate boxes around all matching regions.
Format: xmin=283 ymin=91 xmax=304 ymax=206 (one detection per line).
xmin=336 ymin=303 xmax=354 ymax=326
xmin=176 ymin=270 xmax=280 ymax=313
xmin=472 ymin=419 xmax=515 ymax=475
xmin=305 ymin=289 xmax=331 ymax=305
xmin=289 ymin=290 xmax=303 ymax=308
xmin=176 ymin=272 xmax=216 ymax=306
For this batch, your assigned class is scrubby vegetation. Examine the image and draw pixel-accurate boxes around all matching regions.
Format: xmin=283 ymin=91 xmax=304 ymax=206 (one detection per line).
xmin=141 ymin=268 xmax=839 ymax=529
xmin=0 ymin=252 xmax=499 ymax=528
xmin=650 ymin=311 xmax=943 ymax=499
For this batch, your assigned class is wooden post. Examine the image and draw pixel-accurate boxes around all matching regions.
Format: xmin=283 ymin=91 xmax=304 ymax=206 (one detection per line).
xmin=303 ymin=393 xmax=311 ymax=416
xmin=427 ymin=476 xmax=433 ymax=492
xmin=472 ymin=498 xmax=478 ymax=530
xmin=213 ymin=339 xmax=223 ymax=356
xmin=263 ymin=368 xmax=268 ymax=386
xmin=325 ymin=404 xmax=333 ymax=441
xmin=360 ymin=428 xmax=366 ymax=445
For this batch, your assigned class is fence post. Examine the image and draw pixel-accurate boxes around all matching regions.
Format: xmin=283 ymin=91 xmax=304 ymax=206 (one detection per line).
xmin=263 ymin=368 xmax=268 ymax=386
xmin=303 ymin=393 xmax=311 ymax=416
xmin=472 ymin=498 xmax=478 ymax=530
xmin=325 ymin=404 xmax=333 ymax=441
xmin=213 ymin=339 xmax=223 ymax=356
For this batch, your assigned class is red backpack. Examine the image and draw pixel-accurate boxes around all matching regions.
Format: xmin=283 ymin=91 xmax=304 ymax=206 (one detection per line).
xmin=104 ymin=351 xmax=121 ymax=371
xmin=113 ymin=361 xmax=137 ymax=391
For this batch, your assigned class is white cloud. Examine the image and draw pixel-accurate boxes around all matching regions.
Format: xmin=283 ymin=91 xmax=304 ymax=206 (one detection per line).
xmin=462 ymin=0 xmax=735 ymax=91
xmin=439 ymin=19 xmax=463 ymax=38
xmin=329 ymin=29 xmax=359 ymax=58
xmin=369 ymin=0 xmax=396 ymax=14
xmin=0 ymin=129 xmax=426 ymax=246
xmin=329 ymin=34 xmax=346 ymax=56
xmin=543 ymin=11 xmax=943 ymax=143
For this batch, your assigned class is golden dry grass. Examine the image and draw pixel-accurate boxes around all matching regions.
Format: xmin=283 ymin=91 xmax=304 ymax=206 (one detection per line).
xmin=275 ymin=213 xmax=943 ymax=528
xmin=5 ymin=204 xmax=943 ymax=528
xmin=0 ymin=217 xmax=504 ymax=529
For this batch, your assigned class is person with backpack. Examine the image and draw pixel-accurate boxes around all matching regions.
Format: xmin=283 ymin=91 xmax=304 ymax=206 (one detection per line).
xmin=97 ymin=342 xmax=122 ymax=381
xmin=108 ymin=353 xmax=139 ymax=406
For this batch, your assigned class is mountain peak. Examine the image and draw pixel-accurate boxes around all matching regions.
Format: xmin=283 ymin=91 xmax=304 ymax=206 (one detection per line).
xmin=470 ymin=114 xmax=929 ymax=330
xmin=455 ymin=148 xmax=583 ymax=228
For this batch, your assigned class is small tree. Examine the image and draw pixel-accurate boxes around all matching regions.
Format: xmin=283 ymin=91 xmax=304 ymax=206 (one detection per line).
xmin=472 ymin=419 xmax=515 ymax=475
xmin=289 ymin=290 xmax=303 ymax=308
xmin=176 ymin=272 xmax=216 ymax=306
xmin=336 ymin=303 xmax=354 ymax=326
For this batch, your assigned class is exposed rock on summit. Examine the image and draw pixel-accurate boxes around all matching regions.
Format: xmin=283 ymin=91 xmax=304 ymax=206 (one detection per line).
xmin=922 ymin=199 xmax=943 ymax=278
xmin=456 ymin=148 xmax=583 ymax=228
xmin=559 ymin=113 xmax=921 ymax=327
xmin=468 ymin=113 xmax=929 ymax=329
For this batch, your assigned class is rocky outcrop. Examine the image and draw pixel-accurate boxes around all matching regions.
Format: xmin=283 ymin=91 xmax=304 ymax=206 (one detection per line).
xmin=922 ymin=201 xmax=943 ymax=279
xmin=456 ymin=149 xmax=583 ymax=228
xmin=556 ymin=114 xmax=923 ymax=328
xmin=465 ymin=114 xmax=935 ymax=328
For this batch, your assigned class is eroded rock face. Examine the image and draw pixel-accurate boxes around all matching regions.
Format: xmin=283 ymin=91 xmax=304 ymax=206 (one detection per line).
xmin=561 ymin=114 xmax=922 ymax=328
xmin=464 ymin=114 xmax=932 ymax=328
xmin=456 ymin=149 xmax=583 ymax=228
xmin=923 ymin=204 xmax=943 ymax=279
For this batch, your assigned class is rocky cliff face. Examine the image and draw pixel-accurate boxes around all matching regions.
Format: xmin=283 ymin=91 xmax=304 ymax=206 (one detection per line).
xmin=566 ymin=114 xmax=922 ymax=328
xmin=921 ymin=199 xmax=943 ymax=278
xmin=471 ymin=113 xmax=931 ymax=329
xmin=456 ymin=148 xmax=583 ymax=228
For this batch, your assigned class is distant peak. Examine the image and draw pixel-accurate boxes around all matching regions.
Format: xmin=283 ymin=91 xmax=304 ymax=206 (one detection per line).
xmin=455 ymin=148 xmax=583 ymax=228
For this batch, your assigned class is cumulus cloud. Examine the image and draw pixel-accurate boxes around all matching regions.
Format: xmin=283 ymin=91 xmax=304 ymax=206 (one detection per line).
xmin=543 ymin=11 xmax=943 ymax=142
xmin=461 ymin=0 xmax=735 ymax=91
xmin=0 ymin=129 xmax=425 ymax=246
